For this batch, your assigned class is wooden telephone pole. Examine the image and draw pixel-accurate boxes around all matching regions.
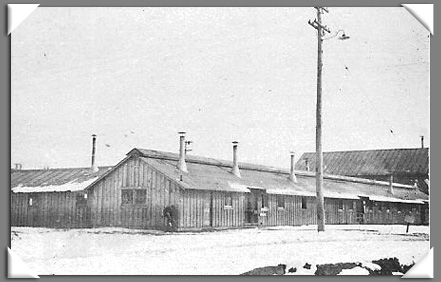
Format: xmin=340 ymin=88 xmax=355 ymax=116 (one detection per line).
xmin=309 ymin=7 xmax=331 ymax=232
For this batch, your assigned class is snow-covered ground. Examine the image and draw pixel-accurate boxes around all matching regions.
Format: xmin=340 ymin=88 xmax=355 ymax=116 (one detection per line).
xmin=11 ymin=224 xmax=429 ymax=275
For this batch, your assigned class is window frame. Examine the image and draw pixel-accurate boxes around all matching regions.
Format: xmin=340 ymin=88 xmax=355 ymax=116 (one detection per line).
xmin=28 ymin=193 xmax=39 ymax=207
xmin=134 ymin=189 xmax=147 ymax=205
xmin=121 ymin=188 xmax=149 ymax=206
xmin=301 ymin=197 xmax=307 ymax=209
xmin=224 ymin=193 xmax=233 ymax=208
xmin=121 ymin=189 xmax=134 ymax=205
xmin=76 ymin=192 xmax=88 ymax=206
xmin=338 ymin=199 xmax=344 ymax=211
xmin=277 ymin=195 xmax=285 ymax=209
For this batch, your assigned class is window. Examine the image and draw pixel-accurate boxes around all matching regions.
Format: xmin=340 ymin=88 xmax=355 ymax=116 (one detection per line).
xmin=302 ymin=197 xmax=307 ymax=209
xmin=121 ymin=190 xmax=134 ymax=205
xmin=349 ymin=201 xmax=356 ymax=211
xmin=28 ymin=194 xmax=38 ymax=207
xmin=261 ymin=194 xmax=268 ymax=208
xmin=338 ymin=199 xmax=344 ymax=210
xmin=121 ymin=189 xmax=148 ymax=205
xmin=377 ymin=202 xmax=382 ymax=212
xmin=225 ymin=193 xmax=233 ymax=207
xmin=76 ymin=193 xmax=87 ymax=206
xmin=135 ymin=190 xmax=146 ymax=205
xmin=277 ymin=195 xmax=285 ymax=209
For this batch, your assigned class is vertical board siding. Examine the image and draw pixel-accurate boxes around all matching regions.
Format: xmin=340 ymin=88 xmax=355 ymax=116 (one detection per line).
xmin=180 ymin=190 xmax=245 ymax=230
xmin=90 ymin=157 xmax=182 ymax=230
xmin=10 ymin=157 xmax=428 ymax=230
xmin=11 ymin=191 xmax=91 ymax=228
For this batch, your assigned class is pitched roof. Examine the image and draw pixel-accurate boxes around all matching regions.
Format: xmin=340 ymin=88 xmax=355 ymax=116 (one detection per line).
xmin=295 ymin=148 xmax=429 ymax=176
xmin=11 ymin=148 xmax=428 ymax=203
xmin=131 ymin=148 xmax=428 ymax=203
xmin=11 ymin=166 xmax=112 ymax=193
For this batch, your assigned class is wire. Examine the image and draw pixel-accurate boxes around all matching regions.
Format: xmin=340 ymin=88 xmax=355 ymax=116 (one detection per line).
xmin=321 ymin=11 xmax=402 ymax=137
xmin=325 ymin=42 xmax=397 ymax=137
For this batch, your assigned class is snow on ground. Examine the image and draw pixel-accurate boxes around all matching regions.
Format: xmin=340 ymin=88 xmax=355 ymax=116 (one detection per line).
xmin=338 ymin=267 xmax=370 ymax=275
xmin=11 ymin=224 xmax=429 ymax=275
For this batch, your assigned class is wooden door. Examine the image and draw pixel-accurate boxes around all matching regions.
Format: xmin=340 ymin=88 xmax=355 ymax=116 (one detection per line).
xmin=258 ymin=192 xmax=268 ymax=226
xmin=245 ymin=191 xmax=258 ymax=225
xmin=356 ymin=198 xmax=367 ymax=224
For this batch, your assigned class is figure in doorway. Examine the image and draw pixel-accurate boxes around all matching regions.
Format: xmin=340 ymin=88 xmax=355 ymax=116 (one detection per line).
xmin=163 ymin=205 xmax=178 ymax=232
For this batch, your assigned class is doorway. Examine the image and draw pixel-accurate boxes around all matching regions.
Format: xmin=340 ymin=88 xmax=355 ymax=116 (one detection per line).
xmin=245 ymin=189 xmax=267 ymax=225
xmin=357 ymin=197 xmax=368 ymax=224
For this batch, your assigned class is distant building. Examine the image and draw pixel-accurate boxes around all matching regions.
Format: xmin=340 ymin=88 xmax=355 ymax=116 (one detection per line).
xmin=10 ymin=135 xmax=429 ymax=230
xmin=295 ymin=148 xmax=429 ymax=194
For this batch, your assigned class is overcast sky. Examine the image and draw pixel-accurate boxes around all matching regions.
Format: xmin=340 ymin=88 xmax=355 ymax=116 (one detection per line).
xmin=11 ymin=7 xmax=430 ymax=169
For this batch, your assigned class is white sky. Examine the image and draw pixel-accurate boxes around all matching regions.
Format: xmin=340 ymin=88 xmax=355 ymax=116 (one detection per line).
xmin=11 ymin=7 xmax=430 ymax=169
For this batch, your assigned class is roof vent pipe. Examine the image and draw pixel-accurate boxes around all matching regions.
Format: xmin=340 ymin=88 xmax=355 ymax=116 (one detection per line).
xmin=305 ymin=158 xmax=310 ymax=172
xmin=91 ymin=134 xmax=99 ymax=173
xmin=420 ymin=135 xmax=424 ymax=148
xmin=388 ymin=174 xmax=394 ymax=195
xmin=231 ymin=141 xmax=241 ymax=178
xmin=289 ymin=152 xmax=297 ymax=182
xmin=177 ymin=132 xmax=188 ymax=173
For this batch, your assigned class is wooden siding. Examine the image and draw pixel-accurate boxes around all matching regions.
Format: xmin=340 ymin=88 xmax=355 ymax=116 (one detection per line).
xmin=11 ymin=155 xmax=428 ymax=230
xmin=324 ymin=198 xmax=357 ymax=224
xmin=264 ymin=195 xmax=317 ymax=227
xmin=11 ymin=191 xmax=90 ymax=228
xmin=88 ymin=157 xmax=181 ymax=230
xmin=248 ymin=195 xmax=425 ymax=228
xmin=179 ymin=190 xmax=246 ymax=230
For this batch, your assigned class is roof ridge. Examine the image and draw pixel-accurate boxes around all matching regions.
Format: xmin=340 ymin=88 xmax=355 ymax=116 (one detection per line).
xmin=133 ymin=148 xmax=416 ymax=189
xmin=133 ymin=148 xmax=283 ymax=171
xmin=11 ymin=166 xmax=113 ymax=172
xmin=301 ymin=147 xmax=429 ymax=155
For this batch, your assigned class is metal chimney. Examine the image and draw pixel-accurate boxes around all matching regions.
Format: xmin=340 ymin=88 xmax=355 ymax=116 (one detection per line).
xmin=91 ymin=134 xmax=99 ymax=173
xmin=420 ymin=135 xmax=424 ymax=148
xmin=388 ymin=174 xmax=394 ymax=195
xmin=231 ymin=141 xmax=241 ymax=178
xmin=289 ymin=152 xmax=297 ymax=182
xmin=305 ymin=158 xmax=310 ymax=172
xmin=177 ymin=132 xmax=188 ymax=173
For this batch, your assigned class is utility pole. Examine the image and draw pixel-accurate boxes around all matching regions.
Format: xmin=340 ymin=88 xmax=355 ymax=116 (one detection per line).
xmin=309 ymin=7 xmax=331 ymax=232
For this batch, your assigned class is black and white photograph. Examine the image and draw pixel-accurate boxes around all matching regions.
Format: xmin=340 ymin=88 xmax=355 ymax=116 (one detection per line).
xmin=10 ymin=6 xmax=430 ymax=276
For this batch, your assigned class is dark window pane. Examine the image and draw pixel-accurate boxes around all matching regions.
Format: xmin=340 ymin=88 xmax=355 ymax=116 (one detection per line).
xmin=135 ymin=190 xmax=147 ymax=205
xmin=76 ymin=193 xmax=87 ymax=206
xmin=277 ymin=196 xmax=285 ymax=208
xmin=121 ymin=190 xmax=133 ymax=205
xmin=302 ymin=197 xmax=307 ymax=209
xmin=338 ymin=199 xmax=343 ymax=210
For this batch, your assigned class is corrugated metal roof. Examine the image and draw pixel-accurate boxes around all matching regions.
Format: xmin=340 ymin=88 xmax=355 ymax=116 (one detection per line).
xmin=295 ymin=148 xmax=429 ymax=176
xmin=135 ymin=149 xmax=428 ymax=202
xmin=11 ymin=166 xmax=112 ymax=193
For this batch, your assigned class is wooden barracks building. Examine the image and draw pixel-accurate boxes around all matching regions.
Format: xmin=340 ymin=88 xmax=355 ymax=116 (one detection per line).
xmin=11 ymin=133 xmax=429 ymax=230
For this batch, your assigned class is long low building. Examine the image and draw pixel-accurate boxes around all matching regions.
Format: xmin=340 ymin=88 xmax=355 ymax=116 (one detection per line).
xmin=11 ymin=134 xmax=429 ymax=230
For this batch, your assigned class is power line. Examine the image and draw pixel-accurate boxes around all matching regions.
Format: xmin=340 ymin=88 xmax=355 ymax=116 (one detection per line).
xmin=325 ymin=42 xmax=398 ymax=138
